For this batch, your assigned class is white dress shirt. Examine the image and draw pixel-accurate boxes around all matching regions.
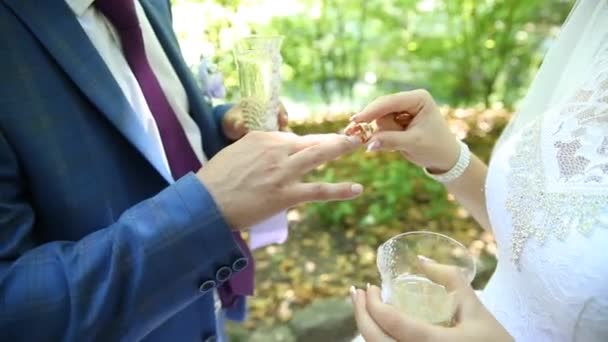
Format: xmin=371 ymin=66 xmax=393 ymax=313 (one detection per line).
xmin=65 ymin=0 xmax=207 ymax=182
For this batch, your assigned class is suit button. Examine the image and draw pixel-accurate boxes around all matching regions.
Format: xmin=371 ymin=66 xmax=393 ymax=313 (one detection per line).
xmin=216 ymin=266 xmax=232 ymax=282
xmin=198 ymin=280 xmax=216 ymax=294
xmin=202 ymin=335 xmax=216 ymax=342
xmin=232 ymin=257 xmax=249 ymax=272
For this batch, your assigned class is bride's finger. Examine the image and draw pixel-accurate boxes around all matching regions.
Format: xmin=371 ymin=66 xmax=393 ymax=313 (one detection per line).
xmin=278 ymin=102 xmax=289 ymax=130
xmin=417 ymin=257 xmax=470 ymax=292
xmin=366 ymin=285 xmax=444 ymax=342
xmin=351 ymin=89 xmax=432 ymax=123
xmin=375 ymin=115 xmax=404 ymax=132
xmin=366 ymin=130 xmax=420 ymax=152
xmin=416 ymin=258 xmax=483 ymax=319
xmin=352 ymin=287 xmax=393 ymax=342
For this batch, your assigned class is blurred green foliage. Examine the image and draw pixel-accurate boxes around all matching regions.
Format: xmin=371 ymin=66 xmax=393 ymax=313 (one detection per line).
xmin=178 ymin=0 xmax=573 ymax=108
xmin=291 ymin=107 xmax=506 ymax=240
xmin=171 ymin=0 xmax=575 ymax=334
xmin=237 ymin=109 xmax=508 ymax=331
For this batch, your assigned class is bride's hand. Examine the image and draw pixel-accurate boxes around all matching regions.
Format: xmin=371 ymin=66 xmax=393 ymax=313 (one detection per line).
xmin=351 ymin=90 xmax=460 ymax=174
xmin=351 ymin=260 xmax=513 ymax=342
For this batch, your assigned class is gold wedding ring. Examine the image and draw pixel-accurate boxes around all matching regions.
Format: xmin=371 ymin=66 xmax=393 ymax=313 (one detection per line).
xmin=344 ymin=121 xmax=374 ymax=143
xmin=345 ymin=111 xmax=413 ymax=143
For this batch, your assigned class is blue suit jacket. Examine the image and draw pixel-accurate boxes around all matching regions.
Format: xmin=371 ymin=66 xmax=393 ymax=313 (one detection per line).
xmin=0 ymin=0 xmax=247 ymax=341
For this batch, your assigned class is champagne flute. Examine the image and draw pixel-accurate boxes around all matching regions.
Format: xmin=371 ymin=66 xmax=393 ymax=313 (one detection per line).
xmin=233 ymin=36 xmax=288 ymax=248
xmin=234 ymin=35 xmax=284 ymax=132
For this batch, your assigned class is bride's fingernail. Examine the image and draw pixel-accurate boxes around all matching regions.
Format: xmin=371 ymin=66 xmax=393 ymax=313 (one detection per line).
xmin=417 ymin=255 xmax=436 ymax=264
xmin=366 ymin=283 xmax=371 ymax=290
xmin=367 ymin=141 xmax=381 ymax=152
xmin=350 ymin=114 xmax=359 ymax=122
xmin=350 ymin=286 xmax=357 ymax=301
xmin=346 ymin=135 xmax=361 ymax=145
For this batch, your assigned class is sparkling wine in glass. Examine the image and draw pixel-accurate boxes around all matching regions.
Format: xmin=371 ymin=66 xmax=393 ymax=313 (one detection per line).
xmin=234 ymin=36 xmax=284 ymax=132
xmin=377 ymin=231 xmax=476 ymax=325
xmin=233 ymin=36 xmax=288 ymax=246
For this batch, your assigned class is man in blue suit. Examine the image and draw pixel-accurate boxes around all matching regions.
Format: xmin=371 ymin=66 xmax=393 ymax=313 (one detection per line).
xmin=0 ymin=0 xmax=364 ymax=340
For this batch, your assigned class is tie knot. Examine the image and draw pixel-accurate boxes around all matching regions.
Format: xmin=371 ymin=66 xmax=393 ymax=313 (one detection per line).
xmin=95 ymin=0 xmax=140 ymax=31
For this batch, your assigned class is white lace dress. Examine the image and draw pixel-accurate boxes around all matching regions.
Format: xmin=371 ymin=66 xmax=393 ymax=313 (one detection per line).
xmin=480 ymin=39 xmax=608 ymax=341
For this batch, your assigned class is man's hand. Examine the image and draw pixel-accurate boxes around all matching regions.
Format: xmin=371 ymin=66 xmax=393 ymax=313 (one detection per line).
xmin=197 ymin=131 xmax=363 ymax=230
xmin=222 ymin=102 xmax=289 ymax=141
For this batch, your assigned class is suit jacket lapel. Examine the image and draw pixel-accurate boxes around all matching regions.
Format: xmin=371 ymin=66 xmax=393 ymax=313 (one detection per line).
xmin=3 ymin=0 xmax=173 ymax=183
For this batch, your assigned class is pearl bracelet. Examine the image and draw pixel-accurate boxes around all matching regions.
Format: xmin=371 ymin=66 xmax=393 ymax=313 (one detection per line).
xmin=424 ymin=140 xmax=471 ymax=184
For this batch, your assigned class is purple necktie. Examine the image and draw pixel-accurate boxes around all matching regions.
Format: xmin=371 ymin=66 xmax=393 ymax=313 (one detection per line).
xmin=95 ymin=0 xmax=254 ymax=308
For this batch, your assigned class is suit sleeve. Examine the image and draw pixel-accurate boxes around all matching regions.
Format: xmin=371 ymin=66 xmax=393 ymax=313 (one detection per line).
xmin=0 ymin=131 xmax=245 ymax=341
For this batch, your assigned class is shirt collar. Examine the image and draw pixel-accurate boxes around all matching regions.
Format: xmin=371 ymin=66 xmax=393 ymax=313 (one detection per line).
xmin=65 ymin=0 xmax=95 ymax=17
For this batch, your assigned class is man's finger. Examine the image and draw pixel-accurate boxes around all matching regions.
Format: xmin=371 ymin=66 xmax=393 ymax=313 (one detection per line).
xmin=271 ymin=132 xmax=332 ymax=155
xmin=288 ymin=182 xmax=363 ymax=204
xmin=287 ymin=134 xmax=360 ymax=174
xmin=352 ymin=287 xmax=394 ymax=342
xmin=366 ymin=285 xmax=444 ymax=342
xmin=279 ymin=113 xmax=289 ymax=131
xmin=278 ymin=103 xmax=289 ymax=130
xmin=351 ymin=90 xmax=432 ymax=123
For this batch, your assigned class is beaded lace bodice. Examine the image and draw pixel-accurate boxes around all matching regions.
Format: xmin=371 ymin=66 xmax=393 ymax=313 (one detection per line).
xmin=508 ymin=40 xmax=608 ymax=266
xmin=480 ymin=37 xmax=608 ymax=341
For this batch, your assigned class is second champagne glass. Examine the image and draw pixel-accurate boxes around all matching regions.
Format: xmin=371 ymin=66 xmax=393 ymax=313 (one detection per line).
xmin=376 ymin=231 xmax=476 ymax=326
